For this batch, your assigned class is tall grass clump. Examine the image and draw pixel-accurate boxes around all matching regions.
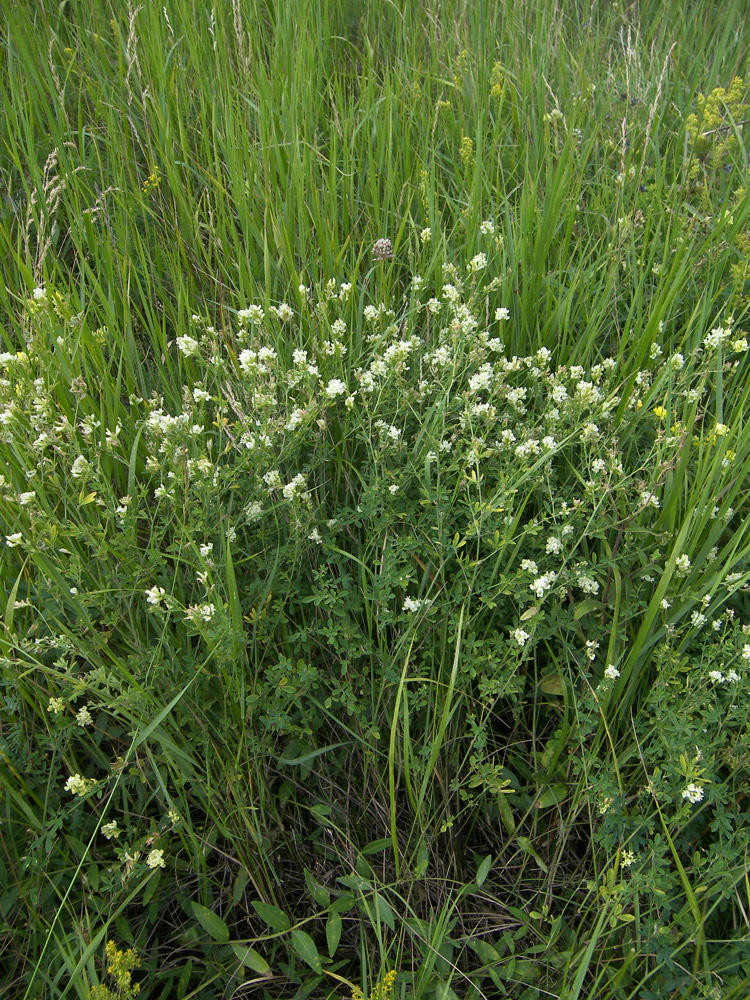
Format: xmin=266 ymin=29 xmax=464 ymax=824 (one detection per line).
xmin=1 ymin=1 xmax=750 ymax=998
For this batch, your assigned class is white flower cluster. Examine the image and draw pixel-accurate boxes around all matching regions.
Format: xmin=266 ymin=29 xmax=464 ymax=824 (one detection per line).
xmin=374 ymin=420 xmax=402 ymax=444
xmin=708 ymin=669 xmax=740 ymax=684
xmin=682 ymin=783 xmax=704 ymax=804
xmin=70 ymin=455 xmax=91 ymax=479
xmin=65 ymin=773 xmax=94 ymax=796
xmin=703 ymin=326 xmax=730 ymax=351
xmin=469 ymin=364 xmax=494 ymax=393
xmin=403 ymin=597 xmax=432 ymax=613
xmin=282 ymin=472 xmax=308 ymax=501
xmin=511 ymin=627 xmax=530 ymax=646
xmin=145 ymin=408 xmax=191 ymax=438
xmin=514 ymin=438 xmax=540 ymax=460
xmin=585 ymin=640 xmax=599 ymax=662
xmin=238 ymin=304 xmax=264 ymax=325
xmin=145 ymin=586 xmax=167 ymax=608
xmin=675 ymin=554 xmax=691 ymax=576
xmin=577 ymin=571 xmax=599 ymax=595
xmin=270 ymin=302 xmax=294 ymax=322
xmin=184 ymin=603 xmax=216 ymax=623
xmin=363 ymin=303 xmax=390 ymax=324
xmin=239 ymin=346 xmax=277 ymax=375
xmin=176 ymin=335 xmax=200 ymax=358
xmin=530 ymin=573 xmax=556 ymax=599
xmin=640 ymin=491 xmax=660 ymax=508
xmin=76 ymin=705 xmax=93 ymax=726
xmin=324 ymin=378 xmax=348 ymax=399
xmin=146 ymin=848 xmax=166 ymax=868
xmin=285 ymin=408 xmax=306 ymax=430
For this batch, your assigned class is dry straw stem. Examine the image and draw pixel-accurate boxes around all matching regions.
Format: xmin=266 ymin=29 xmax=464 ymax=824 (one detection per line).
xmin=700 ymin=116 xmax=750 ymax=136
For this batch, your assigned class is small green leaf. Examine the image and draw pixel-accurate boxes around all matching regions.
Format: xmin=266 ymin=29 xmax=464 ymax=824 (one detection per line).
xmin=251 ymin=900 xmax=290 ymax=932
xmin=178 ymin=958 xmax=192 ymax=996
xmin=189 ymin=901 xmax=229 ymax=942
xmin=309 ymin=803 xmax=334 ymax=826
xmin=540 ymin=674 xmax=565 ymax=696
xmin=373 ymin=893 xmax=395 ymax=930
xmin=361 ymin=838 xmax=391 ymax=855
xmin=232 ymin=869 xmax=248 ymax=904
xmin=304 ymin=868 xmax=330 ymax=907
xmin=535 ymin=785 xmax=567 ymax=809
xmin=291 ymin=928 xmax=322 ymax=972
xmin=466 ymin=938 xmax=501 ymax=964
xmin=574 ymin=599 xmax=603 ymax=621
xmin=497 ymin=794 xmax=516 ymax=834
xmin=142 ymin=869 xmax=161 ymax=906
xmin=330 ymin=893 xmax=355 ymax=913
xmin=355 ymin=855 xmax=372 ymax=878
xmin=231 ymin=942 xmax=270 ymax=974
xmin=476 ymin=854 xmax=492 ymax=888
xmin=326 ymin=910 xmax=342 ymax=957
xmin=435 ymin=983 xmax=459 ymax=1000
xmin=412 ymin=845 xmax=429 ymax=879
xmin=516 ymin=836 xmax=548 ymax=873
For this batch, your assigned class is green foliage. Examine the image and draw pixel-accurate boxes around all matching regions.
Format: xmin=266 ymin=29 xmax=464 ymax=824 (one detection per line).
xmin=1 ymin=1 xmax=750 ymax=999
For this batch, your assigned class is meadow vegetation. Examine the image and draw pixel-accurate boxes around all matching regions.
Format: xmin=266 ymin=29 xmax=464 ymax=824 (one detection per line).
xmin=1 ymin=0 xmax=750 ymax=997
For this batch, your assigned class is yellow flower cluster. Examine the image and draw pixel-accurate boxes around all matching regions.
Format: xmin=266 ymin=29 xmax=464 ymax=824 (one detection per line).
xmin=686 ymin=77 xmax=747 ymax=171
xmin=706 ymin=423 xmax=729 ymax=446
xmin=89 ymin=940 xmax=141 ymax=1000
xmin=453 ymin=48 xmax=470 ymax=86
xmin=142 ymin=165 xmax=162 ymax=194
xmin=490 ymin=61 xmax=504 ymax=99
xmin=459 ymin=135 xmax=474 ymax=169
xmin=351 ymin=969 xmax=397 ymax=1000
